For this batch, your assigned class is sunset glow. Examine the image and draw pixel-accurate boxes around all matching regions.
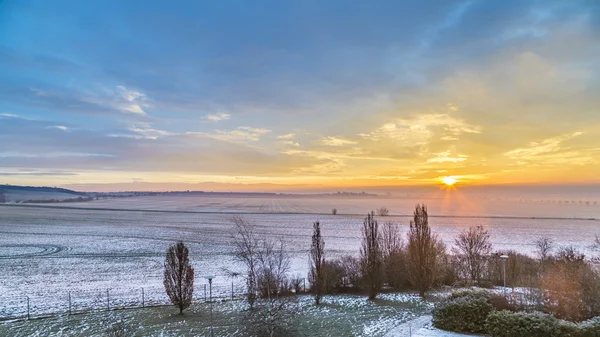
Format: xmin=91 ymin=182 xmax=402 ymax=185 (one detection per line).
xmin=1 ymin=1 xmax=599 ymax=192
xmin=442 ymin=177 xmax=458 ymax=187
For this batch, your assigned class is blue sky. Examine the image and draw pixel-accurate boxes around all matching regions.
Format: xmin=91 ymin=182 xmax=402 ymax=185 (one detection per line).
xmin=1 ymin=0 xmax=599 ymax=191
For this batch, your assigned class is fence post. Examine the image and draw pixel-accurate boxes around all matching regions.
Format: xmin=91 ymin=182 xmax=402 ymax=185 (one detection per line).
xmin=204 ymin=284 xmax=207 ymax=302
xmin=231 ymin=281 xmax=234 ymax=300
xmin=26 ymin=296 xmax=30 ymax=320
xmin=106 ymin=289 xmax=110 ymax=311
xmin=141 ymin=288 xmax=145 ymax=308
xmin=68 ymin=291 xmax=72 ymax=315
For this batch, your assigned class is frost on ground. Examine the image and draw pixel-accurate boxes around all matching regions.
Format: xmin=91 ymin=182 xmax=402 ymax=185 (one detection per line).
xmin=1 ymin=200 xmax=599 ymax=320
xmin=385 ymin=315 xmax=483 ymax=337
xmin=0 ymin=294 xmax=433 ymax=336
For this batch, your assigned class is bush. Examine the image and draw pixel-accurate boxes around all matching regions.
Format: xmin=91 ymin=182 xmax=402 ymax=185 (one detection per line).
xmin=331 ymin=208 xmax=337 ymax=215
xmin=580 ymin=317 xmax=600 ymax=337
xmin=376 ymin=207 xmax=389 ymax=216
xmin=432 ymin=292 xmax=493 ymax=333
xmin=485 ymin=310 xmax=579 ymax=337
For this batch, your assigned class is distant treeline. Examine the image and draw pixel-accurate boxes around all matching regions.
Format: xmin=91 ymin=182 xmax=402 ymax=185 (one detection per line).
xmin=19 ymin=196 xmax=94 ymax=204
xmin=0 ymin=184 xmax=84 ymax=195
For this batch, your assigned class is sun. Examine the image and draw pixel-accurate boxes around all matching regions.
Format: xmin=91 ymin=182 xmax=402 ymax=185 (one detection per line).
xmin=442 ymin=176 xmax=458 ymax=186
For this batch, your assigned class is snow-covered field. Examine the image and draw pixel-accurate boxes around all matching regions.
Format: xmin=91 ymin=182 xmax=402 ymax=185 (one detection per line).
xmin=0 ymin=195 xmax=599 ymax=324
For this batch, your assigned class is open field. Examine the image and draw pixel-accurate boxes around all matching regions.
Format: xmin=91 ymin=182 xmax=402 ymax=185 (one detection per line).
xmin=1 ymin=194 xmax=599 ymax=334
xmin=1 ymin=195 xmax=600 ymax=319
xmin=27 ymin=193 xmax=600 ymax=219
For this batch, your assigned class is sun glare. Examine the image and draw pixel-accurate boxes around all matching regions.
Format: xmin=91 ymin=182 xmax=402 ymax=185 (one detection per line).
xmin=442 ymin=176 xmax=458 ymax=186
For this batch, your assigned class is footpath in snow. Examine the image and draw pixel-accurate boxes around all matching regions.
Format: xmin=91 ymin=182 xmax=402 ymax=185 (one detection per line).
xmin=384 ymin=315 xmax=483 ymax=337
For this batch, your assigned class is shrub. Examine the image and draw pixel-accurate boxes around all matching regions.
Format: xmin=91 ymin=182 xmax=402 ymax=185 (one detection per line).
xmin=484 ymin=310 xmax=578 ymax=337
xmin=580 ymin=317 xmax=600 ymax=337
xmin=331 ymin=208 xmax=337 ymax=215
xmin=376 ymin=207 xmax=389 ymax=216
xmin=432 ymin=292 xmax=493 ymax=333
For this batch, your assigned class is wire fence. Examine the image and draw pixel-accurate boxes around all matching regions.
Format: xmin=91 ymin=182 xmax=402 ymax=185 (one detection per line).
xmin=0 ymin=282 xmax=253 ymax=322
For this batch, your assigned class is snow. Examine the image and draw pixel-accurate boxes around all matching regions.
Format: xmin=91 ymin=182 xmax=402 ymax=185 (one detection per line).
xmin=385 ymin=315 xmax=483 ymax=337
xmin=1 ymin=195 xmax=599 ymax=321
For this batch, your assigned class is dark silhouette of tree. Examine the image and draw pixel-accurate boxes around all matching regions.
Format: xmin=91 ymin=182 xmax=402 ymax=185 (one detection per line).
xmin=407 ymin=204 xmax=440 ymax=297
xmin=309 ymin=221 xmax=325 ymax=305
xmin=452 ymin=225 xmax=492 ymax=283
xmin=163 ymin=241 xmax=195 ymax=314
xmin=360 ymin=212 xmax=382 ymax=300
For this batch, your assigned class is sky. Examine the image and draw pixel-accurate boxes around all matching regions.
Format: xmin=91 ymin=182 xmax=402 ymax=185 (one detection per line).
xmin=1 ymin=0 xmax=599 ymax=192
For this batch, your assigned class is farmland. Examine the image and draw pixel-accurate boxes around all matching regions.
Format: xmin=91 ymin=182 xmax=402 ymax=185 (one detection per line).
xmin=1 ymin=194 xmax=599 ymax=335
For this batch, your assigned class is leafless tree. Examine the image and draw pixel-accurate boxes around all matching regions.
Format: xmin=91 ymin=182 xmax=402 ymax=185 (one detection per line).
xmin=376 ymin=207 xmax=389 ymax=216
xmin=381 ymin=221 xmax=407 ymax=288
xmin=534 ymin=237 xmax=554 ymax=262
xmin=253 ymin=238 xmax=295 ymax=337
xmin=231 ymin=216 xmax=296 ymax=335
xmin=309 ymin=221 xmax=325 ymax=304
xmin=407 ymin=204 xmax=441 ymax=297
xmin=452 ymin=226 xmax=492 ymax=283
xmin=231 ymin=215 xmax=260 ymax=308
xmin=163 ymin=241 xmax=195 ymax=314
xmin=360 ymin=212 xmax=383 ymax=300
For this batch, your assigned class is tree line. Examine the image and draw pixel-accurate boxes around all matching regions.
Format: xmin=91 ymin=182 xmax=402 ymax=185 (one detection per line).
xmin=161 ymin=203 xmax=600 ymax=335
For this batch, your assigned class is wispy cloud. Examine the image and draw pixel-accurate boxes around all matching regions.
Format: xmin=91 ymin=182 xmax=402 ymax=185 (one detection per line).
xmin=277 ymin=133 xmax=296 ymax=140
xmin=318 ymin=136 xmax=358 ymax=147
xmin=46 ymin=125 xmax=69 ymax=131
xmin=205 ymin=113 xmax=231 ymax=122
xmin=505 ymin=132 xmax=584 ymax=159
xmin=427 ymin=151 xmax=469 ymax=163
xmin=189 ymin=126 xmax=271 ymax=143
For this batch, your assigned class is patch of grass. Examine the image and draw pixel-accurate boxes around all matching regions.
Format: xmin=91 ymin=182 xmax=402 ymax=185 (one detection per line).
xmin=0 ymin=294 xmax=432 ymax=336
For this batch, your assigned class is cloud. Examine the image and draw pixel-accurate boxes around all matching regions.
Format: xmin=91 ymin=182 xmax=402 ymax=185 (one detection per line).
xmin=505 ymin=132 xmax=584 ymax=159
xmin=277 ymin=133 xmax=296 ymax=140
xmin=427 ymin=150 xmax=469 ymax=163
xmin=189 ymin=126 xmax=271 ymax=143
xmin=0 ymin=113 xmax=18 ymax=118
xmin=46 ymin=125 xmax=69 ymax=131
xmin=318 ymin=136 xmax=358 ymax=147
xmin=278 ymin=140 xmax=300 ymax=147
xmin=205 ymin=113 xmax=231 ymax=122
xmin=358 ymin=113 xmax=481 ymax=143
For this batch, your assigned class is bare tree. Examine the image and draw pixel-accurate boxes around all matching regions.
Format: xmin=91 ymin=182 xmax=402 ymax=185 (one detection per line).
xmin=231 ymin=216 xmax=296 ymax=335
xmin=534 ymin=237 xmax=554 ymax=262
xmin=381 ymin=221 xmax=408 ymax=288
xmin=360 ymin=212 xmax=382 ymax=300
xmin=407 ymin=204 xmax=441 ymax=297
xmin=376 ymin=207 xmax=389 ymax=216
xmin=452 ymin=226 xmax=492 ymax=283
xmin=231 ymin=215 xmax=260 ymax=308
xmin=163 ymin=241 xmax=195 ymax=314
xmin=309 ymin=221 xmax=325 ymax=305
xmin=253 ymin=238 xmax=295 ymax=337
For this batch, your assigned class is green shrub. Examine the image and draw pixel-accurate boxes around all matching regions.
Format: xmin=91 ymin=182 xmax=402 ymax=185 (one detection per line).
xmin=580 ymin=317 xmax=600 ymax=337
xmin=485 ymin=310 xmax=578 ymax=337
xmin=432 ymin=293 xmax=493 ymax=333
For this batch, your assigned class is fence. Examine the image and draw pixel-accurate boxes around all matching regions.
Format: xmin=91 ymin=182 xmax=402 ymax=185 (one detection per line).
xmin=0 ymin=282 xmax=252 ymax=321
